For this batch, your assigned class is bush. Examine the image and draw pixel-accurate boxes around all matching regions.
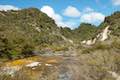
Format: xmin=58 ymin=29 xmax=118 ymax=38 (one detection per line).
xmin=82 ymin=43 xmax=111 ymax=54
xmin=21 ymin=44 xmax=35 ymax=57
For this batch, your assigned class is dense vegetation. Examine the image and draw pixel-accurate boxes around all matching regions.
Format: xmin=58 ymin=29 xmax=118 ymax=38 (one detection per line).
xmin=0 ymin=8 xmax=120 ymax=61
xmin=0 ymin=8 xmax=65 ymax=59
xmin=99 ymin=11 xmax=120 ymax=36
xmin=74 ymin=23 xmax=97 ymax=40
xmin=0 ymin=8 xmax=120 ymax=80
xmin=60 ymin=23 xmax=97 ymax=44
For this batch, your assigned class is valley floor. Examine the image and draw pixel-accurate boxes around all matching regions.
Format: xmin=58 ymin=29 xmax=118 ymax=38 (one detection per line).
xmin=0 ymin=50 xmax=119 ymax=80
xmin=0 ymin=55 xmax=82 ymax=80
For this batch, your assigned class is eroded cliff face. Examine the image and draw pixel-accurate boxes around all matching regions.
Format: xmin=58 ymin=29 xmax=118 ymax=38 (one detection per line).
xmin=100 ymin=26 xmax=110 ymax=41
xmin=81 ymin=12 xmax=120 ymax=46
xmin=108 ymin=71 xmax=120 ymax=80
xmin=81 ymin=26 xmax=110 ymax=45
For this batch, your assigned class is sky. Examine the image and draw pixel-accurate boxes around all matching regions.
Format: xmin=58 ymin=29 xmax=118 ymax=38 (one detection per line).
xmin=0 ymin=0 xmax=120 ymax=29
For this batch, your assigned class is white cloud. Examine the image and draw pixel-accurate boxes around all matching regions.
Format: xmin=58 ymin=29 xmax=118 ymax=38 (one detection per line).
xmin=41 ymin=5 xmax=62 ymax=23
xmin=41 ymin=6 xmax=105 ymax=28
xmin=63 ymin=6 xmax=81 ymax=17
xmin=41 ymin=5 xmax=78 ymax=28
xmin=0 ymin=5 xmax=20 ymax=11
xmin=83 ymin=7 xmax=94 ymax=12
xmin=81 ymin=12 xmax=105 ymax=25
xmin=112 ymin=0 xmax=120 ymax=6
xmin=81 ymin=7 xmax=105 ymax=25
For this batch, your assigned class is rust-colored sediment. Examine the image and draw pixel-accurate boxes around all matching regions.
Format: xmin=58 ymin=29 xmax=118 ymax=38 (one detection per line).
xmin=3 ymin=56 xmax=63 ymax=67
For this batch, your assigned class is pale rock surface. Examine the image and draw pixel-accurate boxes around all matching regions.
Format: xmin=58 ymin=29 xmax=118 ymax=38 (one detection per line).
xmin=45 ymin=63 xmax=52 ymax=66
xmin=86 ymin=40 xmax=93 ymax=45
xmin=1 ymin=66 xmax=21 ymax=76
xmin=108 ymin=71 xmax=120 ymax=80
xmin=100 ymin=26 xmax=110 ymax=41
xmin=81 ymin=40 xmax=86 ymax=44
xmin=35 ymin=27 xmax=41 ymax=32
xmin=81 ymin=26 xmax=110 ymax=45
xmin=26 ymin=62 xmax=41 ymax=68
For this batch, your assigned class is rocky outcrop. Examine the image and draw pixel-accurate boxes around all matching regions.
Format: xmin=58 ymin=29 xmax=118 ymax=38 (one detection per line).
xmin=81 ymin=38 xmax=97 ymax=45
xmin=25 ymin=62 xmax=41 ymax=68
xmin=108 ymin=71 xmax=120 ymax=80
xmin=35 ymin=27 xmax=41 ymax=32
xmin=81 ymin=26 xmax=110 ymax=45
xmin=100 ymin=26 xmax=110 ymax=41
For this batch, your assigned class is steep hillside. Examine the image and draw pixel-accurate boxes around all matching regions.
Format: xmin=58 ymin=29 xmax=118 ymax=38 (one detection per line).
xmin=0 ymin=8 xmax=119 ymax=60
xmin=78 ymin=12 xmax=120 ymax=80
xmin=74 ymin=23 xmax=97 ymax=41
xmin=0 ymin=8 xmax=68 ymax=59
xmin=0 ymin=8 xmax=120 ymax=80
xmin=99 ymin=11 xmax=120 ymax=37
xmin=60 ymin=23 xmax=97 ymax=44
xmin=97 ymin=11 xmax=120 ymax=42
xmin=81 ymin=11 xmax=120 ymax=45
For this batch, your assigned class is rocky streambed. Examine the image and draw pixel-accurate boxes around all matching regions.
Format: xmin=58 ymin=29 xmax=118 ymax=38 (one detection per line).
xmin=0 ymin=52 xmax=118 ymax=80
xmin=0 ymin=55 xmax=83 ymax=80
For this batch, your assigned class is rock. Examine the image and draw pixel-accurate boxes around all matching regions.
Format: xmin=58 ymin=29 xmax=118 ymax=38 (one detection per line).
xmin=45 ymin=63 xmax=52 ymax=67
xmin=100 ymin=26 xmax=110 ymax=41
xmin=26 ymin=62 xmax=41 ymax=68
xmin=108 ymin=71 xmax=120 ymax=80
xmin=81 ymin=40 xmax=86 ymax=44
xmin=81 ymin=26 xmax=110 ymax=45
xmin=0 ymin=66 xmax=21 ymax=76
xmin=35 ymin=27 xmax=41 ymax=32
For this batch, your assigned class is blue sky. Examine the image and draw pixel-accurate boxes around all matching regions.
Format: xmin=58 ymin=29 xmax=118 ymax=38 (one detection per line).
xmin=0 ymin=0 xmax=120 ymax=28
